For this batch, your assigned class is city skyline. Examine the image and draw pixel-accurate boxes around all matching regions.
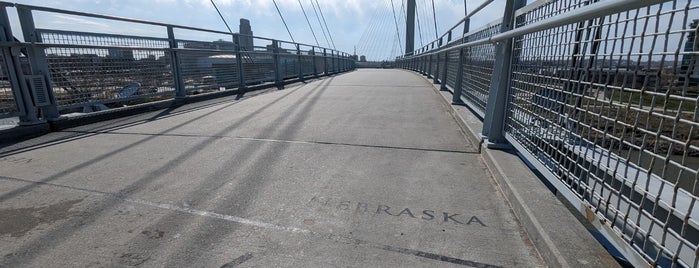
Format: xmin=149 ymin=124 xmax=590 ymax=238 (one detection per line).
xmin=9 ymin=0 xmax=508 ymax=60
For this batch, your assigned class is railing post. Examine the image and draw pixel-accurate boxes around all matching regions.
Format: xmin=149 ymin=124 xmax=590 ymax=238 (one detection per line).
xmin=0 ymin=5 xmax=39 ymax=125
xmin=440 ymin=51 xmax=448 ymax=91
xmin=330 ymin=50 xmax=335 ymax=74
xmin=452 ymin=47 xmax=466 ymax=105
xmin=17 ymin=6 xmax=59 ymax=120
xmin=272 ymin=40 xmax=283 ymax=89
xmin=420 ymin=55 xmax=426 ymax=75
xmin=482 ymin=0 xmax=526 ymax=147
xmin=433 ymin=52 xmax=440 ymax=84
xmin=296 ymin=44 xmax=304 ymax=80
xmin=312 ymin=47 xmax=318 ymax=78
xmin=427 ymin=53 xmax=433 ymax=78
xmin=233 ymin=34 xmax=246 ymax=90
xmin=323 ymin=48 xmax=328 ymax=75
xmin=167 ymin=26 xmax=186 ymax=99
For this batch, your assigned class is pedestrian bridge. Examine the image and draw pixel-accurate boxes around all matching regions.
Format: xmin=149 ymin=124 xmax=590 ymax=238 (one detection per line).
xmin=0 ymin=69 xmax=614 ymax=267
xmin=1 ymin=1 xmax=698 ymax=267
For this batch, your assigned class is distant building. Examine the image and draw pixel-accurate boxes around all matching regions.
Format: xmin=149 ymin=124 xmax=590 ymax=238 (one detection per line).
xmin=107 ymin=48 xmax=134 ymax=60
xmin=239 ymin=19 xmax=253 ymax=51
xmin=360 ymin=55 xmax=366 ymax=62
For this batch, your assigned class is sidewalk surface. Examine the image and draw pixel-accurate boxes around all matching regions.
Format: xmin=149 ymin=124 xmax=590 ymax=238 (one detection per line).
xmin=0 ymin=69 xmax=546 ymax=267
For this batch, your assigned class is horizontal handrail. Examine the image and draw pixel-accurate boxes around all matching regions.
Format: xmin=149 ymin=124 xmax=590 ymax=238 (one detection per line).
xmin=5 ymin=2 xmax=350 ymax=57
xmin=408 ymin=0 xmax=669 ymax=58
xmin=438 ymin=0 xmax=495 ymax=41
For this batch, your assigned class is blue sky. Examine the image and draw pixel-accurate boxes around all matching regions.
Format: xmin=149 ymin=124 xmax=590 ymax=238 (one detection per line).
xmin=9 ymin=0 xmax=508 ymax=60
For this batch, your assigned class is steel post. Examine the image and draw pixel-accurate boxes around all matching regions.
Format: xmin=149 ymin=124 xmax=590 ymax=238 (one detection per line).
xmin=0 ymin=5 xmax=39 ymax=124
xmin=323 ymin=48 xmax=328 ymax=75
xmin=167 ymin=26 xmax=186 ymax=99
xmin=440 ymin=52 xmax=448 ymax=91
xmin=432 ymin=52 xmax=440 ymax=84
xmin=482 ymin=0 xmax=526 ymax=147
xmin=234 ymin=34 xmax=246 ymax=90
xmin=273 ymin=40 xmax=283 ymax=89
xmin=312 ymin=47 xmax=318 ymax=77
xmin=17 ymin=6 xmax=59 ymax=119
xmin=451 ymin=48 xmax=465 ymax=105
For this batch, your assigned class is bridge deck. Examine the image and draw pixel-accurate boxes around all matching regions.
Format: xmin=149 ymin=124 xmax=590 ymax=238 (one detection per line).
xmin=0 ymin=69 xmax=545 ymax=267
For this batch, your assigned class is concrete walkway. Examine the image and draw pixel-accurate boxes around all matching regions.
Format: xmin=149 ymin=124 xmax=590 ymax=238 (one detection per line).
xmin=0 ymin=69 xmax=546 ymax=267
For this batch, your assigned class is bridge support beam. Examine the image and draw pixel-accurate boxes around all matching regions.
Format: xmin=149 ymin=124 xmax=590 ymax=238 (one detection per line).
xmin=405 ymin=0 xmax=415 ymax=55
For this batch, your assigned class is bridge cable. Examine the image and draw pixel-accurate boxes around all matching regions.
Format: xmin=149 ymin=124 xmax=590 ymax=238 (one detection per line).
xmin=209 ymin=0 xmax=234 ymax=35
xmin=357 ymin=3 xmax=390 ymax=59
xmin=309 ymin=0 xmax=331 ymax=48
xmin=419 ymin=0 xmax=433 ymax=45
xmin=297 ymin=0 xmax=320 ymax=47
xmin=314 ymin=0 xmax=337 ymax=50
xmin=272 ymin=0 xmax=296 ymax=43
xmin=390 ymin=0 xmax=404 ymax=54
xmin=415 ymin=0 xmax=424 ymax=47
xmin=431 ymin=0 xmax=438 ymax=39
xmin=358 ymin=3 xmax=387 ymax=60
xmin=418 ymin=0 xmax=431 ymax=42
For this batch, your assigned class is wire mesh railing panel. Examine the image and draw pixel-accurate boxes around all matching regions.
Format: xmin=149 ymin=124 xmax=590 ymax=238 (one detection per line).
xmin=446 ymin=50 xmax=459 ymax=89
xmin=460 ymin=23 xmax=501 ymax=115
xmin=327 ymin=56 xmax=336 ymax=73
xmin=241 ymin=51 xmax=274 ymax=84
xmin=39 ymin=31 xmax=174 ymax=109
xmin=504 ymin=1 xmax=699 ymax=266
xmin=300 ymin=56 xmax=315 ymax=76
xmin=39 ymin=30 xmax=174 ymax=109
xmin=178 ymin=49 xmax=238 ymax=92
xmin=429 ymin=54 xmax=437 ymax=78
xmin=460 ymin=46 xmax=495 ymax=115
xmin=0 ymin=54 xmax=18 ymax=118
xmin=280 ymin=55 xmax=299 ymax=79
xmin=315 ymin=57 xmax=326 ymax=75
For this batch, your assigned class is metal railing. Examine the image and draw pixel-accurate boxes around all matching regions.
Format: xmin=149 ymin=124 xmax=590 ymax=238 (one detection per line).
xmin=398 ymin=0 xmax=699 ymax=267
xmin=0 ymin=2 xmax=355 ymax=124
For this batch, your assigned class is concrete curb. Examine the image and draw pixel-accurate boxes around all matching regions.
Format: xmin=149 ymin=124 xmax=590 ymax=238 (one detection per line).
xmin=413 ymin=71 xmax=620 ymax=268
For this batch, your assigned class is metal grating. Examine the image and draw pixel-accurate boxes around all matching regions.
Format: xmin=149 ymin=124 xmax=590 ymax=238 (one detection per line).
xmin=505 ymin=0 xmax=699 ymax=266
xmin=400 ymin=0 xmax=699 ymax=266
xmin=40 ymin=30 xmax=174 ymax=109
xmin=446 ymin=50 xmax=459 ymax=89
xmin=460 ymin=23 xmax=502 ymax=114
xmin=0 ymin=53 xmax=19 ymax=118
xmin=26 ymin=75 xmax=49 ymax=106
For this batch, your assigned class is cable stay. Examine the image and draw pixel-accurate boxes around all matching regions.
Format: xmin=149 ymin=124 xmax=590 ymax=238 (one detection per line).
xmin=297 ymin=0 xmax=320 ymax=47
xmin=273 ymin=0 xmax=295 ymax=43
xmin=390 ymin=0 xmax=404 ymax=55
xmin=210 ymin=0 xmax=234 ymax=35
xmin=415 ymin=0 xmax=424 ymax=47
xmin=309 ymin=0 xmax=331 ymax=48
xmin=431 ymin=0 xmax=438 ymax=39
xmin=315 ymin=0 xmax=336 ymax=50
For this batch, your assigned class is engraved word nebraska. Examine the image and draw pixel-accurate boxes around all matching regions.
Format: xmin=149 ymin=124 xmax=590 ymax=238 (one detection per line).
xmin=307 ymin=196 xmax=486 ymax=227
